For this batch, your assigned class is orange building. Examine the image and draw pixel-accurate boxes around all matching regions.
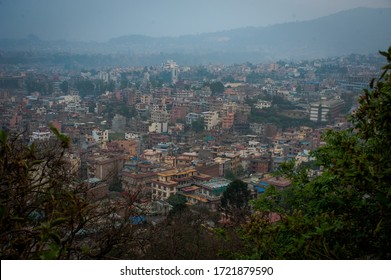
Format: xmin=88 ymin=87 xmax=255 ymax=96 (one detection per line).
xmin=222 ymin=112 xmax=235 ymax=130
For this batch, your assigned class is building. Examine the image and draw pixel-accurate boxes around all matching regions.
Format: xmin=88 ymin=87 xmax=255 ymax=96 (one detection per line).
xmin=151 ymin=168 xmax=198 ymax=200
xmin=262 ymin=176 xmax=291 ymax=190
xmin=185 ymin=112 xmax=202 ymax=125
xmin=31 ymin=131 xmax=51 ymax=142
xmin=310 ymin=98 xmax=345 ymax=122
xmin=110 ymin=140 xmax=138 ymax=159
xmin=121 ymin=171 xmax=157 ymax=197
xmin=202 ymin=111 xmax=219 ymax=131
xmin=141 ymin=149 xmax=162 ymax=164
xmin=148 ymin=133 xmax=170 ymax=149
xmin=221 ymin=112 xmax=235 ymax=130
xmin=179 ymin=178 xmax=231 ymax=211
xmin=151 ymin=110 xmax=170 ymax=123
xmin=88 ymin=154 xmax=126 ymax=181
xmin=149 ymin=122 xmax=168 ymax=133
xmin=248 ymin=154 xmax=271 ymax=174
xmin=163 ymin=60 xmax=179 ymax=84
xmin=255 ymin=100 xmax=272 ymax=109
xmin=112 ymin=114 xmax=126 ymax=132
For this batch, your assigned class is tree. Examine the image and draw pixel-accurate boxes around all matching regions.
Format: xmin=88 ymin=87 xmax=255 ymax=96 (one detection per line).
xmin=235 ymin=164 xmax=246 ymax=178
xmin=190 ymin=117 xmax=205 ymax=133
xmin=143 ymin=207 xmax=223 ymax=259
xmin=224 ymin=169 xmax=237 ymax=181
xmin=221 ymin=179 xmax=251 ymax=223
xmin=208 ymin=81 xmax=225 ymax=95
xmin=0 ymin=128 xmax=144 ymax=259
xmin=60 ymin=81 xmax=69 ymax=94
xmin=167 ymin=194 xmax=187 ymax=216
xmin=76 ymin=80 xmax=95 ymax=97
xmin=245 ymin=47 xmax=391 ymax=259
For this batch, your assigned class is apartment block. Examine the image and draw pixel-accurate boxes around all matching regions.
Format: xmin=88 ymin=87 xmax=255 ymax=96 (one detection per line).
xmin=202 ymin=111 xmax=219 ymax=131
xmin=151 ymin=168 xmax=198 ymax=200
xmin=310 ymin=98 xmax=345 ymax=122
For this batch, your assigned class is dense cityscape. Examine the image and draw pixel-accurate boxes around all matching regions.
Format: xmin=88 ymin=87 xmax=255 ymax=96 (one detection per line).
xmin=1 ymin=49 xmax=388 ymax=259
xmin=1 ymin=53 xmax=382 ymax=198
xmin=1 ymin=2 xmax=391 ymax=264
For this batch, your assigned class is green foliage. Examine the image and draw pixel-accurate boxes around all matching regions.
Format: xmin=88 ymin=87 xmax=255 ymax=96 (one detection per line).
xmin=190 ymin=117 xmax=205 ymax=133
xmin=235 ymin=164 xmax=246 ymax=178
xmin=250 ymin=107 xmax=317 ymax=129
xmin=167 ymin=194 xmax=187 ymax=216
xmin=221 ymin=179 xmax=251 ymax=221
xmin=76 ymin=80 xmax=95 ymax=96
xmin=208 ymin=81 xmax=225 ymax=95
xmin=59 ymin=81 xmax=69 ymax=94
xmin=224 ymin=169 xmax=237 ymax=181
xmin=245 ymin=47 xmax=391 ymax=259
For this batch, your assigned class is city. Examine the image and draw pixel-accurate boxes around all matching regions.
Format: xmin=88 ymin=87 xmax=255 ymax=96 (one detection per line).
xmin=1 ymin=1 xmax=391 ymax=265
xmin=0 ymin=51 xmax=387 ymax=259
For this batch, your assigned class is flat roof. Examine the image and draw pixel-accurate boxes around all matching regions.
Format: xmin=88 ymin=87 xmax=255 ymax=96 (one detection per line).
xmin=200 ymin=178 xmax=231 ymax=190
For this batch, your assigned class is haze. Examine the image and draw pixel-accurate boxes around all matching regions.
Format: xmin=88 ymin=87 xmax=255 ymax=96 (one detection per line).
xmin=0 ymin=0 xmax=390 ymax=42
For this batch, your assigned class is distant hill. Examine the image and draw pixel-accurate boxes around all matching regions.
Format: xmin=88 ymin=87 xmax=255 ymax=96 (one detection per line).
xmin=1 ymin=7 xmax=390 ymax=65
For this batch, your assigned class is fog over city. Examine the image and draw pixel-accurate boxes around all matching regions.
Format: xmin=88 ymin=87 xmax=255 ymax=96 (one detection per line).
xmin=0 ymin=0 xmax=390 ymax=41
xmin=2 ymin=0 xmax=391 ymax=267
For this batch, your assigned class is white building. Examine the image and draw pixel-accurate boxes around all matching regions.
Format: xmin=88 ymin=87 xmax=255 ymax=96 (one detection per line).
xmin=92 ymin=129 xmax=109 ymax=143
xmin=31 ymin=131 xmax=51 ymax=142
xmin=149 ymin=122 xmax=168 ymax=133
xmin=163 ymin=60 xmax=179 ymax=84
xmin=255 ymin=100 xmax=272 ymax=109
xmin=202 ymin=111 xmax=219 ymax=131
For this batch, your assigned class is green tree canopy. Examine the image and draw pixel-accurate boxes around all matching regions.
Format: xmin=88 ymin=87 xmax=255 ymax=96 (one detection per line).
xmin=208 ymin=81 xmax=225 ymax=95
xmin=191 ymin=117 xmax=205 ymax=133
xmin=245 ymin=47 xmax=391 ymax=259
xmin=59 ymin=80 xmax=69 ymax=94
xmin=221 ymin=179 xmax=251 ymax=223
xmin=167 ymin=194 xmax=187 ymax=216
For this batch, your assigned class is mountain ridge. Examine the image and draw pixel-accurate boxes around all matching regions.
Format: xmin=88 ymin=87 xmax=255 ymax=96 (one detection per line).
xmin=0 ymin=7 xmax=390 ymax=64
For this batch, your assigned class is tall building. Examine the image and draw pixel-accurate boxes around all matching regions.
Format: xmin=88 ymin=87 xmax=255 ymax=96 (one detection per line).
xmin=310 ymin=98 xmax=345 ymax=122
xmin=222 ymin=112 xmax=235 ymax=130
xmin=202 ymin=111 xmax=219 ymax=131
xmin=112 ymin=114 xmax=126 ymax=132
xmin=163 ymin=60 xmax=179 ymax=84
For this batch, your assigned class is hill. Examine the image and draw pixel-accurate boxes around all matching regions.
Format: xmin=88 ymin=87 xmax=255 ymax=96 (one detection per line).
xmin=0 ymin=7 xmax=390 ymax=64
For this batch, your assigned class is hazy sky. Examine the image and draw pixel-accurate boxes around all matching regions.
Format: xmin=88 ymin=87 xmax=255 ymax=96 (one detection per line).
xmin=0 ymin=0 xmax=390 ymax=41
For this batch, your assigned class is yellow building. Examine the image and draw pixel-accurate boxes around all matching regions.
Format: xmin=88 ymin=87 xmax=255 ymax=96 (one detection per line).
xmin=151 ymin=168 xmax=197 ymax=200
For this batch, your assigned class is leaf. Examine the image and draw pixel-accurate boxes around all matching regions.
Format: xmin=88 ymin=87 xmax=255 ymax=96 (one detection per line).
xmin=49 ymin=232 xmax=61 ymax=245
xmin=40 ymin=242 xmax=59 ymax=260
xmin=50 ymin=217 xmax=68 ymax=227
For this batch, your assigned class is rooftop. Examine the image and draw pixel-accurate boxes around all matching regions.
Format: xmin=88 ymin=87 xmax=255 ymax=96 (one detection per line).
xmin=200 ymin=178 xmax=231 ymax=190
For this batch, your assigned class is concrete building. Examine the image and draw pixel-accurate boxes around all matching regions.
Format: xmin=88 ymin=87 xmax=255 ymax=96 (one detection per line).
xmin=255 ymin=100 xmax=272 ymax=109
xmin=112 ymin=114 xmax=126 ymax=132
xmin=151 ymin=168 xmax=198 ymax=200
xmin=222 ymin=112 xmax=235 ymax=130
xmin=310 ymin=98 xmax=345 ymax=122
xmin=185 ymin=112 xmax=202 ymax=125
xmin=202 ymin=111 xmax=219 ymax=131
xmin=179 ymin=178 xmax=231 ymax=211
xmin=149 ymin=122 xmax=168 ymax=133
xmin=248 ymin=154 xmax=271 ymax=174
xmin=92 ymin=128 xmax=109 ymax=144
xmin=88 ymin=154 xmax=126 ymax=181
xmin=121 ymin=171 xmax=157 ymax=197
xmin=151 ymin=110 xmax=170 ymax=123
